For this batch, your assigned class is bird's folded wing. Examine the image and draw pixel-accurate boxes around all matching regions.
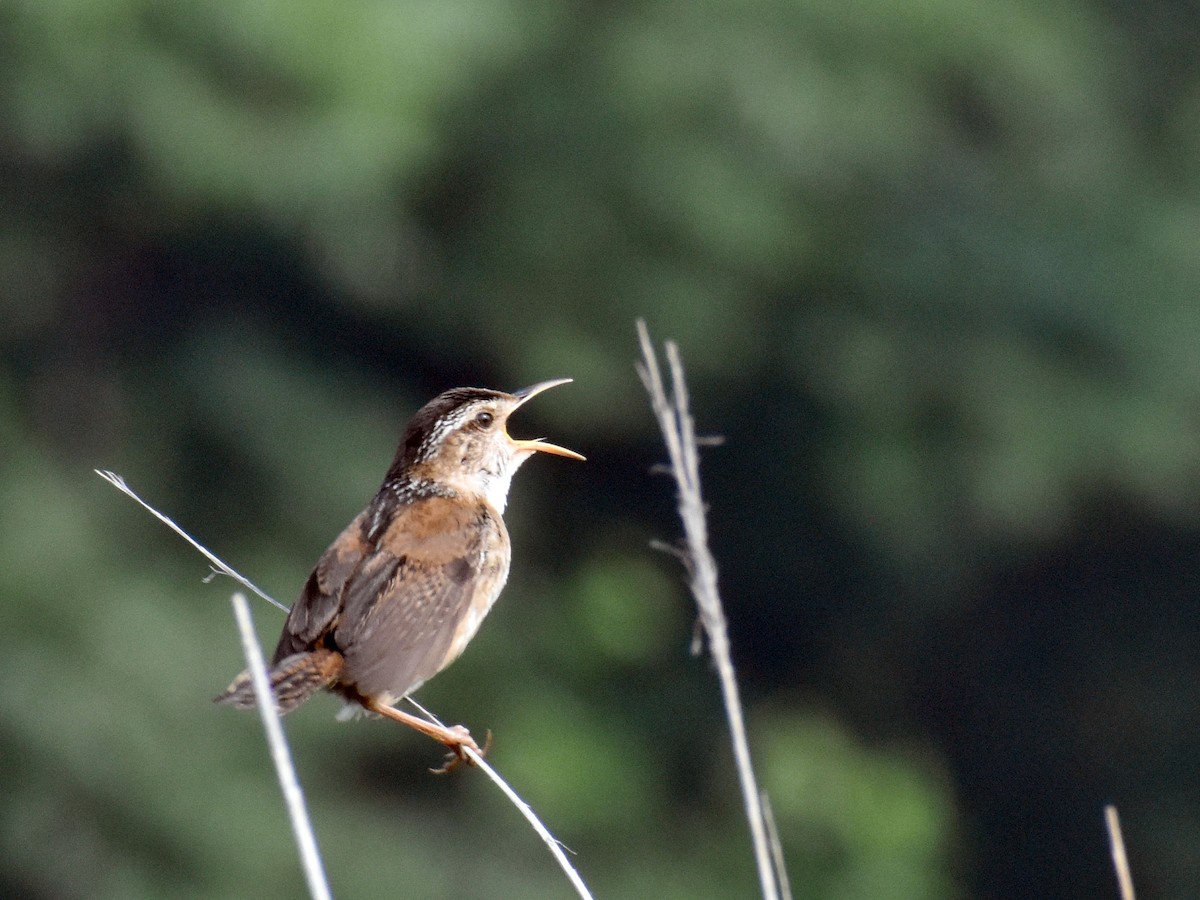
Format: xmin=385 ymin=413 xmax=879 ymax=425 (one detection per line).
xmin=335 ymin=495 xmax=508 ymax=700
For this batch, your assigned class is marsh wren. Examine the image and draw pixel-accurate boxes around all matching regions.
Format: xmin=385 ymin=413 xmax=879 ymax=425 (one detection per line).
xmin=215 ymin=379 xmax=583 ymax=762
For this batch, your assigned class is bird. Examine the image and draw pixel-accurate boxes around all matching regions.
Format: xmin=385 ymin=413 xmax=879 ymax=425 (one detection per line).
xmin=215 ymin=379 xmax=583 ymax=765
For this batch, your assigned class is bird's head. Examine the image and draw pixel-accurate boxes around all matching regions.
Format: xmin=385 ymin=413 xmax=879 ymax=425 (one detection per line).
xmin=391 ymin=378 xmax=584 ymax=512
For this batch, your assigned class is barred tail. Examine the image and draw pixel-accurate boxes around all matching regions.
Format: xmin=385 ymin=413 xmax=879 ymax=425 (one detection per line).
xmin=213 ymin=648 xmax=344 ymax=714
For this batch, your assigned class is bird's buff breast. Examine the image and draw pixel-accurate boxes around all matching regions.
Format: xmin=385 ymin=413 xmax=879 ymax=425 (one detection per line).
xmin=444 ymin=545 xmax=510 ymax=665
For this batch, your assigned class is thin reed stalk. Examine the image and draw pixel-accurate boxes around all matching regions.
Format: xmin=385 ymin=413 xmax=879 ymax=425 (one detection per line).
xmin=1105 ymin=805 xmax=1136 ymax=900
xmin=230 ymin=592 xmax=332 ymax=900
xmin=635 ymin=321 xmax=787 ymax=900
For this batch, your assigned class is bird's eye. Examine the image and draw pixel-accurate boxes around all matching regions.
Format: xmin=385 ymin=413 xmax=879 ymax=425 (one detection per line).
xmin=474 ymin=411 xmax=494 ymax=428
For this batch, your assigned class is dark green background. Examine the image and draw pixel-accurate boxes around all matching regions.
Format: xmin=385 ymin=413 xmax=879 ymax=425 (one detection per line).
xmin=4 ymin=0 xmax=1200 ymax=897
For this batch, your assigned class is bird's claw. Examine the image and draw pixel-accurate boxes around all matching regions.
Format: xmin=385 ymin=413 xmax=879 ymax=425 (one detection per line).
xmin=429 ymin=727 xmax=492 ymax=775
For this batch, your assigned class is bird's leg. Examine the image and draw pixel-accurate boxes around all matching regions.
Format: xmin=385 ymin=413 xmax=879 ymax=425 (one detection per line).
xmin=362 ymin=697 xmax=484 ymax=770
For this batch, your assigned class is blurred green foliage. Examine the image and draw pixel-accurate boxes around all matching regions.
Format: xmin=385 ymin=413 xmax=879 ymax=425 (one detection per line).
xmin=4 ymin=0 xmax=1200 ymax=896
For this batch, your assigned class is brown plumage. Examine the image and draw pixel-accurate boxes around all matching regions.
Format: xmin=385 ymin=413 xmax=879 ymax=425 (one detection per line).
xmin=215 ymin=380 xmax=583 ymax=758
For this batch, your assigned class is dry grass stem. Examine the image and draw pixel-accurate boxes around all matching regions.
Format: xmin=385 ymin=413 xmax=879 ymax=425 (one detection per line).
xmin=403 ymin=698 xmax=593 ymax=899
xmin=230 ymin=593 xmax=332 ymax=900
xmin=635 ymin=320 xmax=785 ymax=900
xmin=97 ymin=470 xmax=593 ymax=900
xmin=95 ymin=470 xmax=286 ymax=612
xmin=761 ymin=792 xmax=793 ymax=900
xmin=1105 ymin=805 xmax=1136 ymax=900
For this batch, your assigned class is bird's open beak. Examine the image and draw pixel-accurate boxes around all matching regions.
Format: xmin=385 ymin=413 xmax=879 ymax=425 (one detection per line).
xmin=508 ymin=378 xmax=586 ymax=461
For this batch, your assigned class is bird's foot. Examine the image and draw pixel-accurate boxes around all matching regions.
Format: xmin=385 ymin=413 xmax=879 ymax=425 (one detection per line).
xmin=361 ymin=697 xmax=491 ymax=774
xmin=430 ymin=728 xmax=492 ymax=775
